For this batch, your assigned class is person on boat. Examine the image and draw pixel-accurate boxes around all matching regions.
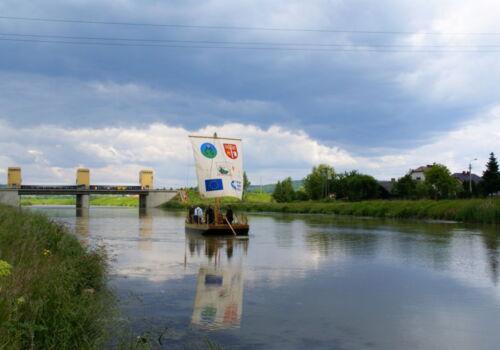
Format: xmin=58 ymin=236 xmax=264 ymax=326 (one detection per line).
xmin=225 ymin=205 xmax=234 ymax=224
xmin=194 ymin=205 xmax=203 ymax=224
xmin=206 ymin=205 xmax=215 ymax=224
xmin=188 ymin=205 xmax=195 ymax=223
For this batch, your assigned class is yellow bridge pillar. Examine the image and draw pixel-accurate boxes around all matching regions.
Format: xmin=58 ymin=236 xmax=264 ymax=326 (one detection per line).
xmin=76 ymin=168 xmax=90 ymax=209
xmin=7 ymin=167 xmax=22 ymax=188
xmin=76 ymin=168 xmax=90 ymax=189
xmin=140 ymin=170 xmax=154 ymax=190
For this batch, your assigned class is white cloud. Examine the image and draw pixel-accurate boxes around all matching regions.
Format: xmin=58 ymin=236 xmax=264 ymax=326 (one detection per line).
xmin=1 ymin=104 xmax=499 ymax=187
xmin=0 ymin=120 xmax=357 ymax=186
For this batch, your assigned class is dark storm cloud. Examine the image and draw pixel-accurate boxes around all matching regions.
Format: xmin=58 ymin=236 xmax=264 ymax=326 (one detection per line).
xmin=0 ymin=0 xmax=499 ymax=154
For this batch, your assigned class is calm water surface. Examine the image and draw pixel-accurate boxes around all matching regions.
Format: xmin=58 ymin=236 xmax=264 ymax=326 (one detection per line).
xmin=30 ymin=206 xmax=500 ymax=350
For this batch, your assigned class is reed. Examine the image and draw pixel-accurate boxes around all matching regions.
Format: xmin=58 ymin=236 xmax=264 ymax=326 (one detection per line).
xmin=164 ymin=198 xmax=500 ymax=224
xmin=0 ymin=204 xmax=113 ymax=349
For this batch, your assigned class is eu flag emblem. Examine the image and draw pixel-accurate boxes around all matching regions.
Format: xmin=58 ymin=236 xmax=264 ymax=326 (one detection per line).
xmin=205 ymin=179 xmax=223 ymax=192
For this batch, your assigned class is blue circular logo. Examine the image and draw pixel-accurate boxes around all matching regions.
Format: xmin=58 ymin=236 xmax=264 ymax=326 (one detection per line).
xmin=200 ymin=143 xmax=217 ymax=158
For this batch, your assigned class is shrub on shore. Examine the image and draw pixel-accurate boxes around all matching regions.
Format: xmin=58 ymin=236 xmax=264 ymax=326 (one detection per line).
xmin=0 ymin=204 xmax=112 ymax=349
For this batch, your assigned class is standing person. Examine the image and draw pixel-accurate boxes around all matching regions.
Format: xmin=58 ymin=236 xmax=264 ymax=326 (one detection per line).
xmin=225 ymin=205 xmax=234 ymax=224
xmin=206 ymin=205 xmax=215 ymax=224
xmin=194 ymin=205 xmax=203 ymax=224
xmin=188 ymin=205 xmax=195 ymax=223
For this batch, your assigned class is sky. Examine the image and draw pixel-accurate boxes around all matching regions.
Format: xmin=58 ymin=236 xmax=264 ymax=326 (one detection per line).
xmin=0 ymin=0 xmax=499 ymax=187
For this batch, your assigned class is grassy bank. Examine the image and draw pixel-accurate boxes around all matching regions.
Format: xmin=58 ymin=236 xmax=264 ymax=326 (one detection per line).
xmin=21 ymin=196 xmax=139 ymax=207
xmin=0 ymin=204 xmax=112 ymax=349
xmin=163 ymin=198 xmax=500 ymax=224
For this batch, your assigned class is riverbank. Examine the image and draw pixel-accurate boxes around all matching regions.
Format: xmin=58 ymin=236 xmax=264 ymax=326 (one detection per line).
xmin=163 ymin=198 xmax=500 ymax=224
xmin=0 ymin=204 xmax=112 ymax=349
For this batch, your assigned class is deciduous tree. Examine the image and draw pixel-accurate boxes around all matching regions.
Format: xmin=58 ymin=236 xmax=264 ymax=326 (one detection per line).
xmin=392 ymin=174 xmax=418 ymax=199
xmin=424 ymin=163 xmax=461 ymax=199
xmin=272 ymin=177 xmax=295 ymax=202
xmin=303 ymin=164 xmax=335 ymax=200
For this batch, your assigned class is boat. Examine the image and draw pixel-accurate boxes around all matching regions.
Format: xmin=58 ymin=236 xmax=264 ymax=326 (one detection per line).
xmin=185 ymin=134 xmax=249 ymax=236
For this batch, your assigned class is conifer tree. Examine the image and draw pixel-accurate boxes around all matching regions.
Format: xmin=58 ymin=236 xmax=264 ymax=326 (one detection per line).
xmin=482 ymin=152 xmax=500 ymax=197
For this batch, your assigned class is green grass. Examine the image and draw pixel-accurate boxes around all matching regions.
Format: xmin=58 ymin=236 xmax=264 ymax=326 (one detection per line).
xmin=0 ymin=204 xmax=113 ymax=349
xmin=21 ymin=196 xmax=139 ymax=207
xmin=164 ymin=196 xmax=500 ymax=224
xmin=162 ymin=190 xmax=271 ymax=209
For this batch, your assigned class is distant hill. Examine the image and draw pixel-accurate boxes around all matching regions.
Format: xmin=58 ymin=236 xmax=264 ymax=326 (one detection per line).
xmin=248 ymin=180 xmax=303 ymax=193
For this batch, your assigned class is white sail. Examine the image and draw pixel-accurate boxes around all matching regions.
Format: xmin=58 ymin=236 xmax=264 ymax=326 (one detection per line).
xmin=189 ymin=135 xmax=244 ymax=200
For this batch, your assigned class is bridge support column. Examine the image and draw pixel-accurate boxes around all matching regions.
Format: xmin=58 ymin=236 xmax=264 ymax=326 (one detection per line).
xmin=139 ymin=194 xmax=147 ymax=209
xmin=0 ymin=189 xmax=20 ymax=207
xmin=76 ymin=194 xmax=90 ymax=209
xmin=139 ymin=191 xmax=177 ymax=208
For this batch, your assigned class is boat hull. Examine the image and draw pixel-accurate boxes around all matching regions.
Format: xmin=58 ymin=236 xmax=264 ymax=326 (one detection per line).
xmin=185 ymin=222 xmax=249 ymax=236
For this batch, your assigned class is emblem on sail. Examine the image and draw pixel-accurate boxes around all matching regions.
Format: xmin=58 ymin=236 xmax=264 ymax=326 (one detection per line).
xmin=217 ymin=163 xmax=232 ymax=176
xmin=223 ymin=144 xmax=238 ymax=159
xmin=200 ymin=143 xmax=217 ymax=159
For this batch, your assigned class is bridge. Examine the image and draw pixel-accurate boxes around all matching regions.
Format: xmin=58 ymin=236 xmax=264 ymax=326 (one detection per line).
xmin=0 ymin=167 xmax=178 ymax=209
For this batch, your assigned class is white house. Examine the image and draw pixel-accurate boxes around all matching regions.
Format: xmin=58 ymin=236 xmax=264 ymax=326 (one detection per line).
xmin=409 ymin=165 xmax=433 ymax=181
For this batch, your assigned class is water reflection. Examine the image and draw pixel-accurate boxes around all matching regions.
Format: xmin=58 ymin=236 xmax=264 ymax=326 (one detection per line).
xmin=191 ymin=264 xmax=244 ymax=330
xmin=482 ymin=230 xmax=500 ymax=285
xmin=138 ymin=209 xmax=153 ymax=251
xmin=187 ymin=235 xmax=249 ymax=262
xmin=75 ymin=208 xmax=89 ymax=248
xmin=187 ymin=235 xmax=248 ymax=330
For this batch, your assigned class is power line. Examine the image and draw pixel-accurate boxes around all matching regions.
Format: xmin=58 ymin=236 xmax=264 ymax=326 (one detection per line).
xmin=1 ymin=32 xmax=500 ymax=49
xmin=1 ymin=15 xmax=500 ymax=36
xmin=2 ymin=37 xmax=500 ymax=53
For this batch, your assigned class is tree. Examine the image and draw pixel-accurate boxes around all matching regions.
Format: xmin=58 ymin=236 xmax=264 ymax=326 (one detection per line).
xmin=330 ymin=170 xmax=379 ymax=201
xmin=243 ymin=171 xmax=251 ymax=199
xmin=392 ymin=174 xmax=418 ymax=199
xmin=303 ymin=164 xmax=335 ymax=200
xmin=481 ymin=152 xmax=500 ymax=197
xmin=272 ymin=177 xmax=295 ymax=202
xmin=424 ymin=163 xmax=461 ymax=199
xmin=343 ymin=172 xmax=380 ymax=201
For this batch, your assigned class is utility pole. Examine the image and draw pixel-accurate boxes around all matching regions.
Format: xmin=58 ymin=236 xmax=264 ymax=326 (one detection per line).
xmin=469 ymin=158 xmax=477 ymax=194
xmin=323 ymin=168 xmax=328 ymax=199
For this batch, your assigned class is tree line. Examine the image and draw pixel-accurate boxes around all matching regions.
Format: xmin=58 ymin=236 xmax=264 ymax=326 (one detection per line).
xmin=272 ymin=152 xmax=500 ymax=202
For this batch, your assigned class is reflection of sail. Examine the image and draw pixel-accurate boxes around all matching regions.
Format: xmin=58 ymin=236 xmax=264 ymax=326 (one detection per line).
xmin=75 ymin=208 xmax=89 ymax=248
xmin=191 ymin=264 xmax=244 ymax=330
xmin=138 ymin=209 xmax=153 ymax=251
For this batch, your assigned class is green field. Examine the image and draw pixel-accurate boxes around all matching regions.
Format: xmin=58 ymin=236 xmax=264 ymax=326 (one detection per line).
xmin=0 ymin=204 xmax=112 ymax=349
xmin=21 ymin=195 xmax=139 ymax=207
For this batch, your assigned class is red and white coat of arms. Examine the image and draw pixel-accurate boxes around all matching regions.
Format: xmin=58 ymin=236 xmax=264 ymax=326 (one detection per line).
xmin=223 ymin=144 xmax=238 ymax=159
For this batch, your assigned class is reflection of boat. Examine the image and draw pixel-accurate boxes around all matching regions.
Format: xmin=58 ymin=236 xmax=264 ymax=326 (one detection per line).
xmin=185 ymin=222 xmax=249 ymax=235
xmin=187 ymin=234 xmax=249 ymax=261
xmin=191 ymin=265 xmax=244 ymax=329
xmin=185 ymin=134 xmax=249 ymax=236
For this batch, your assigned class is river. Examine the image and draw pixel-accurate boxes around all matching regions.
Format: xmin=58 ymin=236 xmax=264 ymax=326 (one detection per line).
xmin=28 ymin=206 xmax=500 ymax=350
